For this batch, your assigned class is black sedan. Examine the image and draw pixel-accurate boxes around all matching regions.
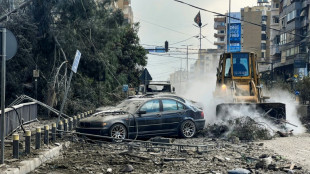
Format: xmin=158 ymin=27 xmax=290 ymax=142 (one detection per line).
xmin=76 ymin=97 xmax=205 ymax=140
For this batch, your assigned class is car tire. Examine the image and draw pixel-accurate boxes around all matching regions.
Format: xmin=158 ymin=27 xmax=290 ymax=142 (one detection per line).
xmin=110 ymin=123 xmax=127 ymax=142
xmin=179 ymin=120 xmax=196 ymax=138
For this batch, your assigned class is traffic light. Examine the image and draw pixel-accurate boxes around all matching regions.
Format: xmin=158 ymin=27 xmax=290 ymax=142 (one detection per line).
xmin=165 ymin=41 xmax=168 ymax=52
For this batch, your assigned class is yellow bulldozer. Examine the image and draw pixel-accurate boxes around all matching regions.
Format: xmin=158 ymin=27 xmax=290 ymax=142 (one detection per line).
xmin=214 ymin=52 xmax=286 ymax=120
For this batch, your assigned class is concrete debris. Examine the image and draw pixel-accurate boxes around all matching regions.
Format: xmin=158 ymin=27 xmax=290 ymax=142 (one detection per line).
xmin=106 ymin=168 xmax=112 ymax=173
xmin=276 ymin=130 xmax=293 ymax=137
xmin=227 ymin=168 xmax=251 ymax=174
xmin=121 ymin=164 xmax=134 ymax=172
xmin=27 ymin=136 xmax=308 ymax=174
xmin=150 ymin=137 xmax=174 ymax=144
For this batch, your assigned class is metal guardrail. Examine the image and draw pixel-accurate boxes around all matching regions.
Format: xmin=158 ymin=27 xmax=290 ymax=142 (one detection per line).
xmin=0 ymin=102 xmax=37 ymax=137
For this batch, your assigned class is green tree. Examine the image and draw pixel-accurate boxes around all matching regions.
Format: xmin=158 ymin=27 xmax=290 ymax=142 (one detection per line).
xmin=2 ymin=0 xmax=147 ymax=115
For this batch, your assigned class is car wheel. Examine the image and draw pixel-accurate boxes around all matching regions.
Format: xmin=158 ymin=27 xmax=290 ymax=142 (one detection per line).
xmin=110 ymin=124 xmax=127 ymax=142
xmin=180 ymin=120 xmax=196 ymax=138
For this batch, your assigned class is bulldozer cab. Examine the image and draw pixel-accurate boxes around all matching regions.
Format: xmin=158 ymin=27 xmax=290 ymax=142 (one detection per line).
xmin=217 ymin=52 xmax=259 ymax=86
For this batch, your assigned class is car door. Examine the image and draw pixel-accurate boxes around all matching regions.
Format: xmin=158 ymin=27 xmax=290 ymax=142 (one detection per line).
xmin=136 ymin=99 xmax=162 ymax=135
xmin=161 ymin=99 xmax=185 ymax=132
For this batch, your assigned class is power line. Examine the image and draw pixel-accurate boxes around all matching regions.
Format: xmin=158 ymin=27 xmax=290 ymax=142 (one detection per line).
xmin=170 ymin=35 xmax=197 ymax=45
xmin=148 ymin=53 xmax=197 ymax=60
xmin=134 ymin=16 xmax=192 ymax=36
xmin=173 ymin=0 xmax=307 ymax=38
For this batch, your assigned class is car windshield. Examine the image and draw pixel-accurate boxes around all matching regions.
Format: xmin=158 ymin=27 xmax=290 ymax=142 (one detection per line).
xmin=116 ymin=100 xmax=143 ymax=113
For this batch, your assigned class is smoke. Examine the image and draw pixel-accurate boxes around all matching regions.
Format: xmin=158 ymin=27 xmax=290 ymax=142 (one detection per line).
xmin=176 ymin=70 xmax=306 ymax=135
xmin=176 ymin=71 xmax=218 ymax=124
xmin=264 ymin=89 xmax=306 ymax=134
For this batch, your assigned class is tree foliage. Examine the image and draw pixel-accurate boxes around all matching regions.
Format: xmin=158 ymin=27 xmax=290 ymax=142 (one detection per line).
xmin=1 ymin=0 xmax=147 ymax=115
xmin=296 ymin=77 xmax=310 ymax=103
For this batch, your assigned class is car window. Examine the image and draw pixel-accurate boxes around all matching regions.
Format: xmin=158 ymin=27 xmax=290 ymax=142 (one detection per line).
xmin=162 ymin=99 xmax=179 ymax=111
xmin=140 ymin=100 xmax=160 ymax=114
xmin=177 ymin=102 xmax=185 ymax=110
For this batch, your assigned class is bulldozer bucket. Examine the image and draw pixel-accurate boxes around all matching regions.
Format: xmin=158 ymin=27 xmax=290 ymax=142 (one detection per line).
xmin=216 ymin=103 xmax=286 ymax=121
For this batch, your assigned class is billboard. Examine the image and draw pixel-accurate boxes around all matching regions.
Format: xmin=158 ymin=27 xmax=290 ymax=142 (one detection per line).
xmin=227 ymin=12 xmax=241 ymax=52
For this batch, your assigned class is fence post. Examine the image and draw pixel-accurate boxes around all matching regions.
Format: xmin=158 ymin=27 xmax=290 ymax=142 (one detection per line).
xmin=57 ymin=121 xmax=63 ymax=138
xmin=52 ymin=123 xmax=56 ymax=143
xmin=64 ymin=119 xmax=68 ymax=132
xmin=35 ymin=127 xmax=41 ymax=149
xmin=77 ymin=114 xmax=80 ymax=123
xmin=13 ymin=134 xmax=19 ymax=159
xmin=25 ymin=130 xmax=31 ymax=154
xmin=44 ymin=125 xmax=49 ymax=146
xmin=69 ymin=117 xmax=73 ymax=131
xmin=73 ymin=116 xmax=77 ymax=128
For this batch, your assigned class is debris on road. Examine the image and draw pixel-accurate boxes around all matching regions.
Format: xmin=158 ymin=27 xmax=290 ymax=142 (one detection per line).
xmin=29 ymin=136 xmax=309 ymax=174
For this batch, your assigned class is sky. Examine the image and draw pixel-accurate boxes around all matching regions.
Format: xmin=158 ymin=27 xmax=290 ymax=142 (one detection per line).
xmin=131 ymin=0 xmax=260 ymax=81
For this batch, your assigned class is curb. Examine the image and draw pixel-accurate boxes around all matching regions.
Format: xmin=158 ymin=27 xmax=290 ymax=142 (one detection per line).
xmin=2 ymin=142 xmax=70 ymax=174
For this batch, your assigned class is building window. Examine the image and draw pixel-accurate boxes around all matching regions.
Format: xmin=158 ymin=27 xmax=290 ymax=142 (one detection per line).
xmin=262 ymin=24 xmax=267 ymax=31
xmin=273 ymin=16 xmax=279 ymax=24
xmin=261 ymin=52 xmax=265 ymax=58
xmin=261 ymin=34 xmax=267 ymax=40
xmin=287 ymin=10 xmax=296 ymax=22
xmin=274 ymin=35 xmax=280 ymax=44
xmin=220 ymin=30 xmax=225 ymax=33
xmin=261 ymin=43 xmax=266 ymax=50
xmin=220 ymin=37 xmax=224 ymax=41
xmin=280 ymin=33 xmax=287 ymax=45
xmin=262 ymin=15 xmax=267 ymax=21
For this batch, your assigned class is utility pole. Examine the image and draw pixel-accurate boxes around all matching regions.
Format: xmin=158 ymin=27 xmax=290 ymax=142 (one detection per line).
xmin=182 ymin=45 xmax=193 ymax=80
xmin=187 ymin=45 xmax=189 ymax=80
xmin=0 ymin=28 xmax=6 ymax=165
xmin=228 ymin=0 xmax=231 ymax=52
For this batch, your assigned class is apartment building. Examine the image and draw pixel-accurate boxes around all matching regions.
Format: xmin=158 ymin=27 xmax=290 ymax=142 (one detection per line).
xmin=242 ymin=3 xmax=271 ymax=61
xmin=214 ymin=15 xmax=226 ymax=51
xmin=116 ymin=0 xmax=133 ymax=24
xmin=273 ymin=0 xmax=309 ymax=78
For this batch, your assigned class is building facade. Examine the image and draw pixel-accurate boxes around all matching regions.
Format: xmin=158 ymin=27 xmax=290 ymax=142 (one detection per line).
xmin=272 ymin=0 xmax=309 ymax=78
xmin=116 ymin=0 xmax=134 ymax=24
xmin=242 ymin=3 xmax=271 ymax=61
xmin=214 ymin=15 xmax=226 ymax=51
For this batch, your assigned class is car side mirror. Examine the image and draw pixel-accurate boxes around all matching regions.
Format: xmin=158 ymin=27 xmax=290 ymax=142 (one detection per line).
xmin=138 ymin=110 xmax=146 ymax=115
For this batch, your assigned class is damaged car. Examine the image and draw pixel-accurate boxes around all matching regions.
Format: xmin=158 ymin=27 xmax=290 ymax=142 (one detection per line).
xmin=76 ymin=97 xmax=205 ymax=140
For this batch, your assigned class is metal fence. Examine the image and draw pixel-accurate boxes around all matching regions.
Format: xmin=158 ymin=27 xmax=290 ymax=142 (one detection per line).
xmin=0 ymin=102 xmax=37 ymax=137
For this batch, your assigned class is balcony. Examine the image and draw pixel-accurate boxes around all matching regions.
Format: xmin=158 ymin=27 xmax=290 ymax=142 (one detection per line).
xmin=214 ymin=24 xmax=226 ymax=30
xmin=214 ymin=33 xmax=226 ymax=38
xmin=214 ymin=41 xmax=226 ymax=46
xmin=214 ymin=16 xmax=226 ymax=22
xmin=270 ymin=45 xmax=280 ymax=55
xmin=302 ymin=18 xmax=310 ymax=27
xmin=302 ymin=0 xmax=310 ymax=8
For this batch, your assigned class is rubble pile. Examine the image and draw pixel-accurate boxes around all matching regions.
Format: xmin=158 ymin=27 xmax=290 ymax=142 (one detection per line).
xmin=30 ymin=137 xmax=309 ymax=174
xmin=203 ymin=116 xmax=274 ymax=141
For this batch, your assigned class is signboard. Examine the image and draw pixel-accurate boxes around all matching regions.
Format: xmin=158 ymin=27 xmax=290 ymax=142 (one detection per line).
xmin=227 ymin=12 xmax=241 ymax=52
xmin=294 ymin=54 xmax=307 ymax=68
xmin=122 ymin=84 xmax=129 ymax=92
xmin=146 ymin=46 xmax=165 ymax=53
xmin=139 ymin=68 xmax=152 ymax=83
xmin=33 ymin=70 xmax=40 ymax=77
xmin=227 ymin=23 xmax=241 ymax=52
xmin=71 ymin=50 xmax=81 ymax=73
xmin=0 ymin=28 xmax=18 ymax=60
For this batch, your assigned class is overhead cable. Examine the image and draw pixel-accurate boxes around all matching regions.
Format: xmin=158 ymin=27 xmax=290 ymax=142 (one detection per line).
xmin=173 ymin=0 xmax=307 ymax=38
